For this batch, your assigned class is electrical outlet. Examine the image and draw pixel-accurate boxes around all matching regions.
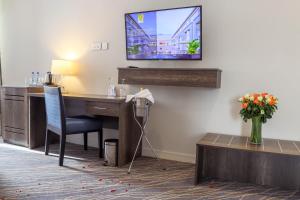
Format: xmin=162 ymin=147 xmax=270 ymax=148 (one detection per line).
xmin=101 ymin=42 xmax=109 ymax=50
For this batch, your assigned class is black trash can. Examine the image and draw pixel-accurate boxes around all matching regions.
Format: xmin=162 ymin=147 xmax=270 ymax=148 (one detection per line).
xmin=104 ymin=139 xmax=118 ymax=167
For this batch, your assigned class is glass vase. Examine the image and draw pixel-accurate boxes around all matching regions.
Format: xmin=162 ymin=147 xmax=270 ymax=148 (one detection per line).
xmin=250 ymin=116 xmax=262 ymax=145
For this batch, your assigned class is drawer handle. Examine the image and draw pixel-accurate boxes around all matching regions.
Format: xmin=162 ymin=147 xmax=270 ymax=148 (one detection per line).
xmin=93 ymin=106 xmax=107 ymax=110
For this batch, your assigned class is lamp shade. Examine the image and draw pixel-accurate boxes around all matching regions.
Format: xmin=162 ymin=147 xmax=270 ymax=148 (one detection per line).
xmin=51 ymin=60 xmax=75 ymax=75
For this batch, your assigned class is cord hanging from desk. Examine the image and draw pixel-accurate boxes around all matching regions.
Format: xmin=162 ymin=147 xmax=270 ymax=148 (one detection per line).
xmin=126 ymin=89 xmax=166 ymax=174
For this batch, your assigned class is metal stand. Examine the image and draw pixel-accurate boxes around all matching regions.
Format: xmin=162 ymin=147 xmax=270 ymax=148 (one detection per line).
xmin=127 ymin=98 xmax=163 ymax=174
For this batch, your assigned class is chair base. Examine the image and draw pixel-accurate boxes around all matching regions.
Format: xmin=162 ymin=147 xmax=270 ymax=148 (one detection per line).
xmin=45 ymin=129 xmax=103 ymax=166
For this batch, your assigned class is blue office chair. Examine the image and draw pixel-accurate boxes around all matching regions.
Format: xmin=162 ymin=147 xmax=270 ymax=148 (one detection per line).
xmin=44 ymin=86 xmax=103 ymax=166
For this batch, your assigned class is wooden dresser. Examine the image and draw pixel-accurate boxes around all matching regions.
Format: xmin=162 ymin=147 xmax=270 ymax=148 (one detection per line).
xmin=1 ymin=87 xmax=43 ymax=147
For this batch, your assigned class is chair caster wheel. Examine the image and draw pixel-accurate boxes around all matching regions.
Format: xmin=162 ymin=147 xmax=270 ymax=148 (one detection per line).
xmin=127 ymin=172 xmax=131 ymax=174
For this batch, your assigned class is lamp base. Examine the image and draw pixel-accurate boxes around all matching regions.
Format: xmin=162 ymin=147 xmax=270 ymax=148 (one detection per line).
xmin=60 ymin=86 xmax=68 ymax=94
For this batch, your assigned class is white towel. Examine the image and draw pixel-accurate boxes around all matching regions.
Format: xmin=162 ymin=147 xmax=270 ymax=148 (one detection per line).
xmin=126 ymin=89 xmax=155 ymax=104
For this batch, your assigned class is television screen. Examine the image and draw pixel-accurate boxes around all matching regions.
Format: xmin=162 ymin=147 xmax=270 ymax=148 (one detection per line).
xmin=125 ymin=6 xmax=202 ymax=60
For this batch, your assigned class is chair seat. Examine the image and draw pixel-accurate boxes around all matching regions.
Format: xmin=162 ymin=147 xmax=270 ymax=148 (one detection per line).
xmin=44 ymin=87 xmax=104 ymax=166
xmin=66 ymin=116 xmax=102 ymax=134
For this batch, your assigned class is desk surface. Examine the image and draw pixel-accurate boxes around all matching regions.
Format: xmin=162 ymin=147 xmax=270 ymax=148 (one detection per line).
xmin=28 ymin=93 xmax=126 ymax=103
xmin=198 ymin=133 xmax=300 ymax=156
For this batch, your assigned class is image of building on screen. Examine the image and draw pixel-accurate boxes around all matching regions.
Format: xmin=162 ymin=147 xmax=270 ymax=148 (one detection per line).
xmin=126 ymin=7 xmax=201 ymax=59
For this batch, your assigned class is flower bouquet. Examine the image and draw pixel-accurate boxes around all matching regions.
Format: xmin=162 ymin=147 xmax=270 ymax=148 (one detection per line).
xmin=239 ymin=93 xmax=278 ymax=144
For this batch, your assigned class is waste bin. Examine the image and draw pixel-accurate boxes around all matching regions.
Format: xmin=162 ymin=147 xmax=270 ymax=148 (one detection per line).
xmin=135 ymin=98 xmax=150 ymax=117
xmin=104 ymin=139 xmax=118 ymax=167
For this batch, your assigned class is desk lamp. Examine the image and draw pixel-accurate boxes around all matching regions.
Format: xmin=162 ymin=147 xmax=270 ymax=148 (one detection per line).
xmin=51 ymin=59 xmax=75 ymax=92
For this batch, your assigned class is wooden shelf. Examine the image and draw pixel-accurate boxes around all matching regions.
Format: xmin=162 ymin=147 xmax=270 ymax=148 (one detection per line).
xmin=118 ymin=68 xmax=222 ymax=88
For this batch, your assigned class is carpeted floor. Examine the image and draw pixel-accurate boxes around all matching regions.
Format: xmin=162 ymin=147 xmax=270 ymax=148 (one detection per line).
xmin=0 ymin=142 xmax=299 ymax=200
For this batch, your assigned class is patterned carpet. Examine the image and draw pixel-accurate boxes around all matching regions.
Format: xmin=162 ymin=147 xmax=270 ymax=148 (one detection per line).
xmin=0 ymin=142 xmax=299 ymax=200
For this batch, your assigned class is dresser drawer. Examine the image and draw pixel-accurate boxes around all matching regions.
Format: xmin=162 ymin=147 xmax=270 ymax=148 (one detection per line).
xmin=3 ymin=99 xmax=26 ymax=130
xmin=3 ymin=130 xmax=27 ymax=147
xmin=1 ymin=87 xmax=29 ymax=147
xmin=87 ymin=102 xmax=120 ymax=117
xmin=2 ymin=87 xmax=26 ymax=102
xmin=2 ymin=87 xmax=26 ymax=97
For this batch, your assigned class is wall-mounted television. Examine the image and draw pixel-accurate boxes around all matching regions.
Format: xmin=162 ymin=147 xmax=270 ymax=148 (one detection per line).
xmin=125 ymin=6 xmax=202 ymax=60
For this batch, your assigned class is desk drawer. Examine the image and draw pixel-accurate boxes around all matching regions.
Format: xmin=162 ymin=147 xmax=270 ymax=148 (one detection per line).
xmin=87 ymin=102 xmax=120 ymax=117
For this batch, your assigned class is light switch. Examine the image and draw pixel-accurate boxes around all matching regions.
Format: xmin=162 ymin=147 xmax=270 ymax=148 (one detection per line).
xmin=101 ymin=42 xmax=109 ymax=50
xmin=91 ymin=42 xmax=102 ymax=51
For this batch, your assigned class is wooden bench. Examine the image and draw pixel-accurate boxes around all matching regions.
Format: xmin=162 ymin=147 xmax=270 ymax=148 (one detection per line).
xmin=195 ymin=133 xmax=300 ymax=189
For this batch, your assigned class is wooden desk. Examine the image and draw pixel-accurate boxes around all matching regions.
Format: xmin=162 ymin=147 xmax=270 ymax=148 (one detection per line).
xmin=28 ymin=93 xmax=141 ymax=167
xmin=195 ymin=133 xmax=300 ymax=189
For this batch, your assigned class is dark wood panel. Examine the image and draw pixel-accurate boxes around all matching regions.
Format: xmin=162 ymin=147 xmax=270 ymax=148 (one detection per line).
xmin=214 ymin=134 xmax=233 ymax=145
xmin=64 ymin=99 xmax=87 ymax=117
xmin=4 ymin=126 xmax=25 ymax=135
xmin=87 ymin=101 xmax=120 ymax=117
xmin=118 ymin=102 xmax=142 ymax=166
xmin=230 ymin=136 xmax=248 ymax=149
xmin=3 ymin=99 xmax=26 ymax=130
xmin=3 ymin=130 xmax=27 ymax=146
xmin=29 ymin=97 xmax=47 ymax=148
xmin=118 ymin=68 xmax=222 ymax=88
xmin=196 ymin=133 xmax=300 ymax=189
xmin=4 ymin=95 xmax=25 ymax=101
xmin=195 ymin=145 xmax=204 ymax=184
xmin=279 ymin=140 xmax=299 ymax=155
xmin=199 ymin=133 xmax=218 ymax=144
xmin=1 ymin=87 xmax=28 ymax=147
xmin=2 ymin=87 xmax=27 ymax=96
xmin=201 ymin=147 xmax=300 ymax=189
xmin=197 ymin=133 xmax=300 ymax=156
xmin=263 ymin=138 xmax=280 ymax=153
xmin=294 ymin=141 xmax=300 ymax=153
xmin=28 ymin=93 xmax=125 ymax=103
xmin=1 ymin=86 xmax=44 ymax=147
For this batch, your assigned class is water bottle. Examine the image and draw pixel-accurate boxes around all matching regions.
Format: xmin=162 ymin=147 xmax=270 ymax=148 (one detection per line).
xmin=119 ymin=79 xmax=127 ymax=97
xmin=31 ymin=72 xmax=36 ymax=85
xmin=36 ymin=72 xmax=40 ymax=86
xmin=107 ymin=77 xmax=116 ymax=97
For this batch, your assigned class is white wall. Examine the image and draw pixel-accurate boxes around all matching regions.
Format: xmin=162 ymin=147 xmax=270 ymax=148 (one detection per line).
xmin=1 ymin=0 xmax=300 ymax=163
xmin=0 ymin=0 xmax=2 ymax=43
xmin=0 ymin=0 xmax=3 ymax=61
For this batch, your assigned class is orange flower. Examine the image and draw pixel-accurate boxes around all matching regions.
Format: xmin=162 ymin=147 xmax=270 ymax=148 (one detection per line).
xmin=253 ymin=93 xmax=259 ymax=98
xmin=253 ymin=99 xmax=260 ymax=105
xmin=266 ymin=95 xmax=277 ymax=106
xmin=269 ymin=99 xmax=276 ymax=106
xmin=262 ymin=92 xmax=268 ymax=97
xmin=242 ymin=103 xmax=248 ymax=109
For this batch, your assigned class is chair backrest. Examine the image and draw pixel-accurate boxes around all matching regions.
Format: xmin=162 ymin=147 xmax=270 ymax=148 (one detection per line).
xmin=44 ymin=86 xmax=66 ymax=134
